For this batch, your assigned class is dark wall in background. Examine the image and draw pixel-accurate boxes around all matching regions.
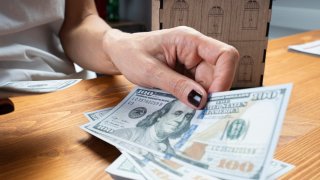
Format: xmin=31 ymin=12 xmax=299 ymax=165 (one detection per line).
xmin=119 ymin=0 xmax=151 ymax=31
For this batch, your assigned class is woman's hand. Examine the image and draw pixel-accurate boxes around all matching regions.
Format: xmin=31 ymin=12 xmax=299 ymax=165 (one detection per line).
xmin=103 ymin=26 xmax=239 ymax=109
xmin=61 ymin=1 xmax=238 ymax=109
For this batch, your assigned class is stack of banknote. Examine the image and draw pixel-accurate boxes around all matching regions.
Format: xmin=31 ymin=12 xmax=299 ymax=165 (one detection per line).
xmin=82 ymin=84 xmax=294 ymax=180
xmin=0 ymin=79 xmax=81 ymax=98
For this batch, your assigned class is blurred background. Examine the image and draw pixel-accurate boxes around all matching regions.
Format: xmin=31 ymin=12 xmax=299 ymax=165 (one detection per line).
xmin=269 ymin=0 xmax=320 ymax=39
xmin=96 ymin=0 xmax=320 ymax=39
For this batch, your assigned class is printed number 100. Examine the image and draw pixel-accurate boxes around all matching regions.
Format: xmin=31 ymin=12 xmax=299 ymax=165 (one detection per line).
xmin=217 ymin=159 xmax=254 ymax=172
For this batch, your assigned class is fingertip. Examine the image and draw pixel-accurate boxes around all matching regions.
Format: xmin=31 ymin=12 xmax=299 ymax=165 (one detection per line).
xmin=187 ymin=89 xmax=202 ymax=108
xmin=165 ymin=78 xmax=208 ymax=109
xmin=151 ymin=65 xmax=208 ymax=109
xmin=187 ymin=89 xmax=207 ymax=109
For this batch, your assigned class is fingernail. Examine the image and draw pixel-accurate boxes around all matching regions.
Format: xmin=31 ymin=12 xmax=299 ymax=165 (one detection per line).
xmin=0 ymin=99 xmax=14 ymax=115
xmin=188 ymin=90 xmax=202 ymax=108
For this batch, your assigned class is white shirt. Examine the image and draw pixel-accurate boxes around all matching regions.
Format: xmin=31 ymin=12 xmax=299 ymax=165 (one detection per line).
xmin=0 ymin=0 xmax=96 ymax=84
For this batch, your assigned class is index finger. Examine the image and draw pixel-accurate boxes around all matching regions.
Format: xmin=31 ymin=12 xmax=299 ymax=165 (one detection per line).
xmin=197 ymin=36 xmax=239 ymax=92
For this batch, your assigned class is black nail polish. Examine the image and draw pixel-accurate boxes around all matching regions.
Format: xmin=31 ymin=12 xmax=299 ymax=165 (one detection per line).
xmin=0 ymin=100 xmax=14 ymax=115
xmin=188 ymin=90 xmax=202 ymax=108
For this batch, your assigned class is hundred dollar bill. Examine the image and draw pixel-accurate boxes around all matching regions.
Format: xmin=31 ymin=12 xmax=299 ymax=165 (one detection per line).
xmin=84 ymin=107 xmax=114 ymax=122
xmin=83 ymin=122 xmax=213 ymax=180
xmin=84 ymin=106 xmax=294 ymax=180
xmin=124 ymin=152 xmax=217 ymax=180
xmin=84 ymin=107 xmax=294 ymax=179
xmin=0 ymin=79 xmax=81 ymax=98
xmin=266 ymin=159 xmax=294 ymax=180
xmin=105 ymin=153 xmax=145 ymax=180
xmin=88 ymin=84 xmax=292 ymax=180
xmin=123 ymin=153 xmax=294 ymax=180
xmin=82 ymin=121 xmax=294 ymax=180
xmin=82 ymin=122 xmax=209 ymax=179
xmin=84 ymin=110 xmax=216 ymax=179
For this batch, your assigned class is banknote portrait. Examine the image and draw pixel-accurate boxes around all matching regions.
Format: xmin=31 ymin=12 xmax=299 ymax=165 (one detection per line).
xmin=112 ymin=100 xmax=196 ymax=154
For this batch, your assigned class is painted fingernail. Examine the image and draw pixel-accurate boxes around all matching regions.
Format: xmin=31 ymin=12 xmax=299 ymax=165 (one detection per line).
xmin=188 ymin=90 xmax=202 ymax=108
xmin=0 ymin=99 xmax=14 ymax=115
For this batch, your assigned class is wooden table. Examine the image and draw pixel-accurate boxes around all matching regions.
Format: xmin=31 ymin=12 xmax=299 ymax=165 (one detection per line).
xmin=1 ymin=31 xmax=320 ymax=179
xmin=264 ymin=30 xmax=320 ymax=179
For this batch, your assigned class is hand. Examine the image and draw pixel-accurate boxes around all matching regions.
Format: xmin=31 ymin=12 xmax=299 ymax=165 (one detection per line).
xmin=102 ymin=26 xmax=239 ymax=109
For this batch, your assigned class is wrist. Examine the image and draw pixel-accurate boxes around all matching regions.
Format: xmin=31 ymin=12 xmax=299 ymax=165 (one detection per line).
xmin=101 ymin=28 xmax=129 ymax=74
xmin=102 ymin=28 xmax=128 ymax=57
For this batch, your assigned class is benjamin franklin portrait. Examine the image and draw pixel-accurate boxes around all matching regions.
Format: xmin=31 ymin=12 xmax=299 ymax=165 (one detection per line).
xmin=112 ymin=100 xmax=196 ymax=154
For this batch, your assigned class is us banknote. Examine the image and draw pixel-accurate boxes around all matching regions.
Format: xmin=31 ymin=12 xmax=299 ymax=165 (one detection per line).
xmin=0 ymin=79 xmax=81 ymax=94
xmin=83 ymin=121 xmax=294 ymax=180
xmin=83 ymin=108 xmax=294 ymax=180
xmin=85 ymin=108 xmax=207 ymax=179
xmin=82 ymin=122 xmax=216 ymax=180
xmin=84 ymin=107 xmax=114 ymax=122
xmin=122 ymin=153 xmax=294 ymax=180
xmin=105 ymin=153 xmax=145 ymax=180
xmin=84 ymin=108 xmax=293 ymax=179
xmin=82 ymin=116 xmax=294 ymax=180
xmin=123 ymin=151 xmax=218 ymax=180
xmin=87 ymin=84 xmax=292 ymax=180
xmin=84 ymin=109 xmax=215 ymax=180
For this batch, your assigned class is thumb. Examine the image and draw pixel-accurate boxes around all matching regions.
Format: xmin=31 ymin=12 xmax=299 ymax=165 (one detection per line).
xmin=149 ymin=63 xmax=207 ymax=109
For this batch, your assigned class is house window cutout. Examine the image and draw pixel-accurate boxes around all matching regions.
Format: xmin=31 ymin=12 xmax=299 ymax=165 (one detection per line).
xmin=170 ymin=0 xmax=189 ymax=27
xmin=238 ymin=55 xmax=254 ymax=82
xmin=242 ymin=0 xmax=259 ymax=30
xmin=208 ymin=6 xmax=224 ymax=36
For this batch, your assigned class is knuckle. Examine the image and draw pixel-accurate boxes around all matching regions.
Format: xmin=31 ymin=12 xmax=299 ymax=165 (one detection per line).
xmin=144 ymin=61 xmax=158 ymax=76
xmin=174 ymin=26 xmax=201 ymax=36
xmin=171 ymin=79 xmax=189 ymax=99
xmin=223 ymin=45 xmax=240 ymax=64
xmin=175 ymin=26 xmax=193 ymax=31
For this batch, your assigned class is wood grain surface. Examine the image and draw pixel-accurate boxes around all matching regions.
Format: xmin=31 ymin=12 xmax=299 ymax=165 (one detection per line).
xmin=0 ymin=76 xmax=134 ymax=179
xmin=264 ymin=30 xmax=320 ymax=180
xmin=1 ymin=31 xmax=320 ymax=179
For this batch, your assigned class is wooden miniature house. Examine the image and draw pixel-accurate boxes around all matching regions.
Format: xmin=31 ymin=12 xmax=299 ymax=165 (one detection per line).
xmin=151 ymin=0 xmax=273 ymax=88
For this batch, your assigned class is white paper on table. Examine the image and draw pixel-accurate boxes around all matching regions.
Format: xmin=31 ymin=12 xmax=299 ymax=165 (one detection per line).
xmin=288 ymin=40 xmax=320 ymax=56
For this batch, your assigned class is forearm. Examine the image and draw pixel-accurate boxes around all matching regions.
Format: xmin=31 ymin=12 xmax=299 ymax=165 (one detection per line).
xmin=59 ymin=0 xmax=120 ymax=75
